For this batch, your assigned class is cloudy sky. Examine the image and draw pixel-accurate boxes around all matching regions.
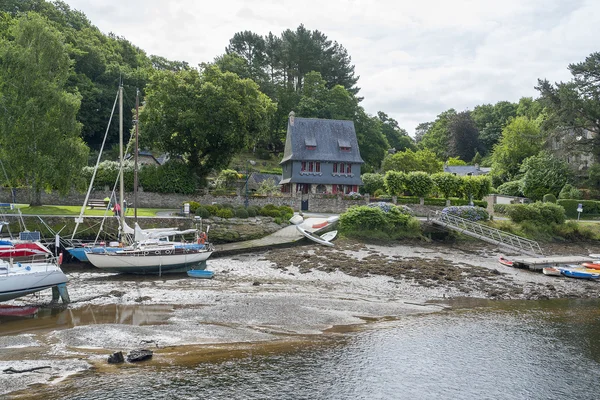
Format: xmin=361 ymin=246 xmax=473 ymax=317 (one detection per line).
xmin=65 ymin=0 xmax=599 ymax=135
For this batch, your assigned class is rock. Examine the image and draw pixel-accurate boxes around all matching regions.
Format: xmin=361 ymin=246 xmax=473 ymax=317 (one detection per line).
xmin=126 ymin=349 xmax=153 ymax=362
xmin=252 ymin=281 xmax=261 ymax=286
xmin=108 ymin=351 xmax=124 ymax=364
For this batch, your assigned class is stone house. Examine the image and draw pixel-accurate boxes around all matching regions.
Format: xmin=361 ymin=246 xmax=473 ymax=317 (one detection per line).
xmin=279 ymin=112 xmax=364 ymax=197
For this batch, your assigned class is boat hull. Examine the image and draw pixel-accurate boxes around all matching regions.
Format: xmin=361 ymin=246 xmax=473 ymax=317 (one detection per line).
xmin=67 ymin=243 xmax=206 ymax=263
xmin=296 ymin=226 xmax=335 ymax=247
xmin=86 ymin=248 xmax=212 ymax=274
xmin=0 ymin=262 xmax=68 ymax=302
xmin=559 ymin=268 xmax=600 ymax=279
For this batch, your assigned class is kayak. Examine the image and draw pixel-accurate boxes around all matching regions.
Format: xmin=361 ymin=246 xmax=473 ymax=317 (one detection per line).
xmin=498 ymin=256 xmax=514 ymax=267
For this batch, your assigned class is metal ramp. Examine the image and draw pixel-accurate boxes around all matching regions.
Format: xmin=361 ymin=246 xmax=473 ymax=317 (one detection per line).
xmin=430 ymin=212 xmax=543 ymax=257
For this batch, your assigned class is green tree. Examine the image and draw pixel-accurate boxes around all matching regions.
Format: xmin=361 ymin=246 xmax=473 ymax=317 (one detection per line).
xmin=431 ymin=172 xmax=461 ymax=198
xmin=490 ymin=117 xmax=544 ymax=184
xmin=537 ymin=52 xmax=600 ymax=163
xmin=418 ymin=109 xmax=456 ymax=158
xmin=405 ymin=171 xmax=433 ymax=198
xmin=384 ymin=170 xmax=406 ymax=196
xmin=0 ymin=13 xmax=88 ymax=205
xmin=360 ymin=173 xmax=385 ymax=195
xmin=382 ymin=149 xmax=443 ymax=174
xmin=520 ymin=152 xmax=571 ymax=201
xmin=447 ymin=111 xmax=480 ymax=161
xmin=140 ymin=65 xmax=275 ymax=182
xmin=377 ymin=112 xmax=415 ymax=152
xmin=472 ymin=101 xmax=517 ymax=155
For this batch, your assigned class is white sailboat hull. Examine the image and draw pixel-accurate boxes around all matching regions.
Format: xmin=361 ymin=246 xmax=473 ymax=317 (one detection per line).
xmin=0 ymin=260 xmax=68 ymax=302
xmin=86 ymin=248 xmax=213 ymax=274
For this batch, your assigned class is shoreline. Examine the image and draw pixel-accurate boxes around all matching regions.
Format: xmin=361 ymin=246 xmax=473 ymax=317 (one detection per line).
xmin=2 ymin=238 xmax=600 ymax=396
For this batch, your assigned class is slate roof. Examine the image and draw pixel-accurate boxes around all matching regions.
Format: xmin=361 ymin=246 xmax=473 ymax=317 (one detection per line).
xmin=444 ymin=165 xmax=491 ymax=176
xmin=281 ymin=117 xmax=364 ymax=164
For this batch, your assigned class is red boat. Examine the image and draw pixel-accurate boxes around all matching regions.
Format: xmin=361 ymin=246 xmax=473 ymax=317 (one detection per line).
xmin=498 ymin=256 xmax=514 ymax=267
xmin=0 ymin=305 xmax=39 ymax=317
xmin=581 ymin=262 xmax=600 ymax=270
xmin=0 ymin=240 xmax=52 ymax=258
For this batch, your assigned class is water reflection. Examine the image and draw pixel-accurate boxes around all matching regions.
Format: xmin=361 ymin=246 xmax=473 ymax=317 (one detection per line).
xmin=6 ymin=299 xmax=600 ymax=400
xmin=0 ymin=304 xmax=174 ymax=336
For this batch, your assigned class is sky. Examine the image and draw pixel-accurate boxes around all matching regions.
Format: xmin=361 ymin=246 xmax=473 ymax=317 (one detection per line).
xmin=65 ymin=0 xmax=600 ymax=136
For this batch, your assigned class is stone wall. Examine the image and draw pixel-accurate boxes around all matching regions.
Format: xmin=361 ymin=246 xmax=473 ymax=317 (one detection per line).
xmin=1 ymin=187 xmax=442 ymax=216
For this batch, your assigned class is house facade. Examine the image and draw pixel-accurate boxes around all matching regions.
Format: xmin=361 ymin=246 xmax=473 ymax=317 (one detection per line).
xmin=279 ymin=112 xmax=364 ymax=196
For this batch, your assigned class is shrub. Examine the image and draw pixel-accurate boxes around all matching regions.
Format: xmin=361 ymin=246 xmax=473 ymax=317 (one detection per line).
xmin=361 ymin=173 xmax=386 ymax=195
xmin=187 ymin=201 xmax=201 ymax=213
xmin=204 ymin=205 xmax=219 ymax=216
xmin=215 ymin=208 xmax=234 ymax=218
xmin=558 ymin=183 xmax=582 ymax=200
xmin=496 ymin=180 xmax=523 ymax=197
xmin=506 ymin=202 xmax=566 ymax=224
xmin=557 ymin=199 xmax=600 ymax=218
xmin=543 ymin=194 xmax=557 ymax=203
xmin=384 ymin=170 xmax=406 ymax=196
xmin=195 ymin=207 xmax=210 ymax=218
xmin=431 ymin=172 xmax=461 ymax=198
xmin=405 ymin=171 xmax=433 ymax=198
xmin=234 ymin=208 xmax=249 ymax=218
xmin=247 ymin=205 xmax=260 ymax=217
xmin=139 ymin=161 xmax=196 ymax=194
xmin=442 ymin=206 xmax=489 ymax=222
xmin=373 ymin=188 xmax=387 ymax=197
xmin=340 ymin=205 xmax=420 ymax=239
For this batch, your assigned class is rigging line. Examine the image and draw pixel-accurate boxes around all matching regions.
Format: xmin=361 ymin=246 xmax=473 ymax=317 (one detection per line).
xmin=72 ymin=88 xmax=120 ymax=240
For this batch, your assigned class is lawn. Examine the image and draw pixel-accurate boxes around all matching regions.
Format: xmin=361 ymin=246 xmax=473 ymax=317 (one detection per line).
xmin=5 ymin=204 xmax=166 ymax=217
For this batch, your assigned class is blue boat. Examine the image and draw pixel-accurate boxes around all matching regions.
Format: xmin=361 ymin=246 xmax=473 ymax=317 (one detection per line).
xmin=559 ymin=268 xmax=600 ymax=280
xmin=187 ymin=270 xmax=214 ymax=279
xmin=68 ymin=242 xmax=207 ymax=263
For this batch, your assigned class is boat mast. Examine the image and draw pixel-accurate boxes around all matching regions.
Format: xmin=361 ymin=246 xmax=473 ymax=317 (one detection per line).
xmin=134 ymin=89 xmax=139 ymax=221
xmin=119 ymin=83 xmax=125 ymax=235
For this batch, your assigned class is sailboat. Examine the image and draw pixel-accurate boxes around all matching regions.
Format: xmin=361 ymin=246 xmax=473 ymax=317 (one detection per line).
xmin=85 ymin=85 xmax=213 ymax=274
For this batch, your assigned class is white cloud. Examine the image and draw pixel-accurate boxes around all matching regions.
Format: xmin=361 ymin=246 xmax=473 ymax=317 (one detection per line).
xmin=65 ymin=0 xmax=600 ymax=135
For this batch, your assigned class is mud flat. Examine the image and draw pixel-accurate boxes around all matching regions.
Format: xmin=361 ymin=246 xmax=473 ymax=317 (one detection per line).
xmin=2 ymin=239 xmax=599 ymax=396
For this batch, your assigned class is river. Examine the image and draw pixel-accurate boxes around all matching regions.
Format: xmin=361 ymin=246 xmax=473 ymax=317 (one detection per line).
xmin=3 ymin=298 xmax=599 ymax=400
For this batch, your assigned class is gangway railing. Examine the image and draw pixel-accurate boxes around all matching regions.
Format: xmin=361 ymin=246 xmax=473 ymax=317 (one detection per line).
xmin=431 ymin=212 xmax=543 ymax=257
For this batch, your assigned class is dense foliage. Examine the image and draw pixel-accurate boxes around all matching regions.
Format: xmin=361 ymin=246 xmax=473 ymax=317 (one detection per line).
xmin=441 ymin=206 xmax=489 ymax=222
xmin=339 ymin=204 xmax=421 ymax=240
xmin=504 ymin=202 xmax=566 ymax=225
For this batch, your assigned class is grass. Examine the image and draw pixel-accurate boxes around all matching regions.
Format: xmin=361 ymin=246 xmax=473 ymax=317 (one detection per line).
xmin=4 ymin=204 xmax=166 ymax=217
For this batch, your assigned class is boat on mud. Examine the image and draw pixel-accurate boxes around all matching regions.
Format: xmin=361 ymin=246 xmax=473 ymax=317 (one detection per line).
xmin=0 ymin=254 xmax=68 ymax=302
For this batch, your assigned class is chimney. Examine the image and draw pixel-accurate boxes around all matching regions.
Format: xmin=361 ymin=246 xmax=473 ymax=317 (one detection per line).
xmin=289 ymin=111 xmax=295 ymax=126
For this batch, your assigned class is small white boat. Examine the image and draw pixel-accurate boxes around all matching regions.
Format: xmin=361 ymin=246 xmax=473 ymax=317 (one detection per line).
xmin=542 ymin=267 xmax=561 ymax=276
xmin=296 ymin=226 xmax=336 ymax=247
xmin=0 ymin=255 xmax=68 ymax=302
xmin=289 ymin=215 xmax=304 ymax=225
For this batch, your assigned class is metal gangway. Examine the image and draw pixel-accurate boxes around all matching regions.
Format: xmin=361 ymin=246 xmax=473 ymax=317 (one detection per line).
xmin=430 ymin=212 xmax=543 ymax=257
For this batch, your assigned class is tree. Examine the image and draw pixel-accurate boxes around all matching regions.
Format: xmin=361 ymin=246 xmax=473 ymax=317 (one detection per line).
xmin=447 ymin=111 xmax=480 ymax=161
xmin=472 ymin=101 xmax=517 ymax=155
xmin=490 ymin=117 xmax=544 ymax=184
xmin=431 ymin=172 xmax=461 ymax=199
xmin=0 ymin=13 xmax=88 ymax=205
xmin=418 ymin=109 xmax=456 ymax=158
xmin=405 ymin=171 xmax=433 ymax=198
xmin=360 ymin=173 xmax=385 ymax=195
xmin=537 ymin=52 xmax=600 ymax=163
xmin=384 ymin=171 xmax=406 ymax=196
xmin=382 ymin=149 xmax=443 ymax=174
xmin=520 ymin=152 xmax=571 ymax=201
xmin=377 ymin=112 xmax=415 ymax=152
xmin=139 ymin=66 xmax=275 ymax=182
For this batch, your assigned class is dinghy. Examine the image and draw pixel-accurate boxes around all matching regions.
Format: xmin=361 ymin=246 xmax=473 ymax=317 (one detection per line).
xmin=559 ymin=267 xmax=600 ymax=280
xmin=187 ymin=270 xmax=214 ymax=279
xmin=542 ymin=267 xmax=561 ymax=276
xmin=498 ymin=256 xmax=514 ymax=267
xmin=296 ymin=226 xmax=336 ymax=247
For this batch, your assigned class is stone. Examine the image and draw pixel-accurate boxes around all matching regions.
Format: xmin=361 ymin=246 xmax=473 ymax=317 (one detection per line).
xmin=126 ymin=349 xmax=153 ymax=362
xmin=108 ymin=351 xmax=124 ymax=364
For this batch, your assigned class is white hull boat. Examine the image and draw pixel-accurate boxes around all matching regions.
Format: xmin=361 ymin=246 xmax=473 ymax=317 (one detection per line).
xmin=86 ymin=244 xmax=213 ymax=274
xmin=296 ymin=226 xmax=337 ymax=247
xmin=0 ymin=256 xmax=68 ymax=302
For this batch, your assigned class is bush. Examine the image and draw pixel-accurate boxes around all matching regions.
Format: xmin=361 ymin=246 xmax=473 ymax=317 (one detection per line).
xmin=558 ymin=184 xmax=582 ymax=200
xmin=340 ymin=205 xmax=421 ymax=239
xmin=205 ymin=205 xmax=219 ymax=216
xmin=234 ymin=208 xmax=249 ymax=218
xmin=215 ymin=208 xmax=234 ymax=218
xmin=497 ymin=180 xmax=523 ymax=197
xmin=557 ymin=199 xmax=600 ymax=218
xmin=195 ymin=207 xmax=211 ymax=219
xmin=543 ymin=194 xmax=557 ymax=203
xmin=247 ymin=206 xmax=260 ymax=217
xmin=361 ymin=173 xmax=386 ymax=195
xmin=187 ymin=201 xmax=201 ymax=213
xmin=373 ymin=188 xmax=387 ymax=197
xmin=442 ymin=206 xmax=489 ymax=222
xmin=506 ymin=202 xmax=566 ymax=224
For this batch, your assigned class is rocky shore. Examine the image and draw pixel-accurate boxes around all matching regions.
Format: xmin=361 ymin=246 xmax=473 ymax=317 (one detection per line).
xmin=2 ymin=238 xmax=600 ymax=396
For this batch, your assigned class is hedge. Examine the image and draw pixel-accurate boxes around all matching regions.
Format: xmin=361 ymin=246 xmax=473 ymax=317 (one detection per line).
xmin=557 ymin=199 xmax=600 ymax=218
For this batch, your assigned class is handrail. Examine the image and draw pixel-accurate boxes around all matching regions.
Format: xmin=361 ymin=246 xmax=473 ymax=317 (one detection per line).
xmin=434 ymin=212 xmax=543 ymax=256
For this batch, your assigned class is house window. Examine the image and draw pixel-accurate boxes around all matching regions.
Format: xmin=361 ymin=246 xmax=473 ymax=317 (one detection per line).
xmin=306 ymin=145 xmax=316 ymax=150
xmin=333 ymin=163 xmax=338 ymax=173
xmin=309 ymin=162 xmax=314 ymax=172
xmin=346 ymin=164 xmax=351 ymax=174
xmin=316 ymin=162 xmax=321 ymax=173
xmin=316 ymin=184 xmax=326 ymax=193
xmin=340 ymin=163 xmax=345 ymax=174
xmin=340 ymin=146 xmax=351 ymax=152
xmin=301 ymin=162 xmax=306 ymax=172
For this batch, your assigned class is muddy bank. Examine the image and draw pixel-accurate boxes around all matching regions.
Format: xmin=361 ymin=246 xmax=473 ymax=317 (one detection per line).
xmin=2 ymin=238 xmax=600 ymax=396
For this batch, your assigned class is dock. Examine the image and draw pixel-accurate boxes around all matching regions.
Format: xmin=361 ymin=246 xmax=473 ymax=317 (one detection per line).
xmin=510 ymin=256 xmax=597 ymax=270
